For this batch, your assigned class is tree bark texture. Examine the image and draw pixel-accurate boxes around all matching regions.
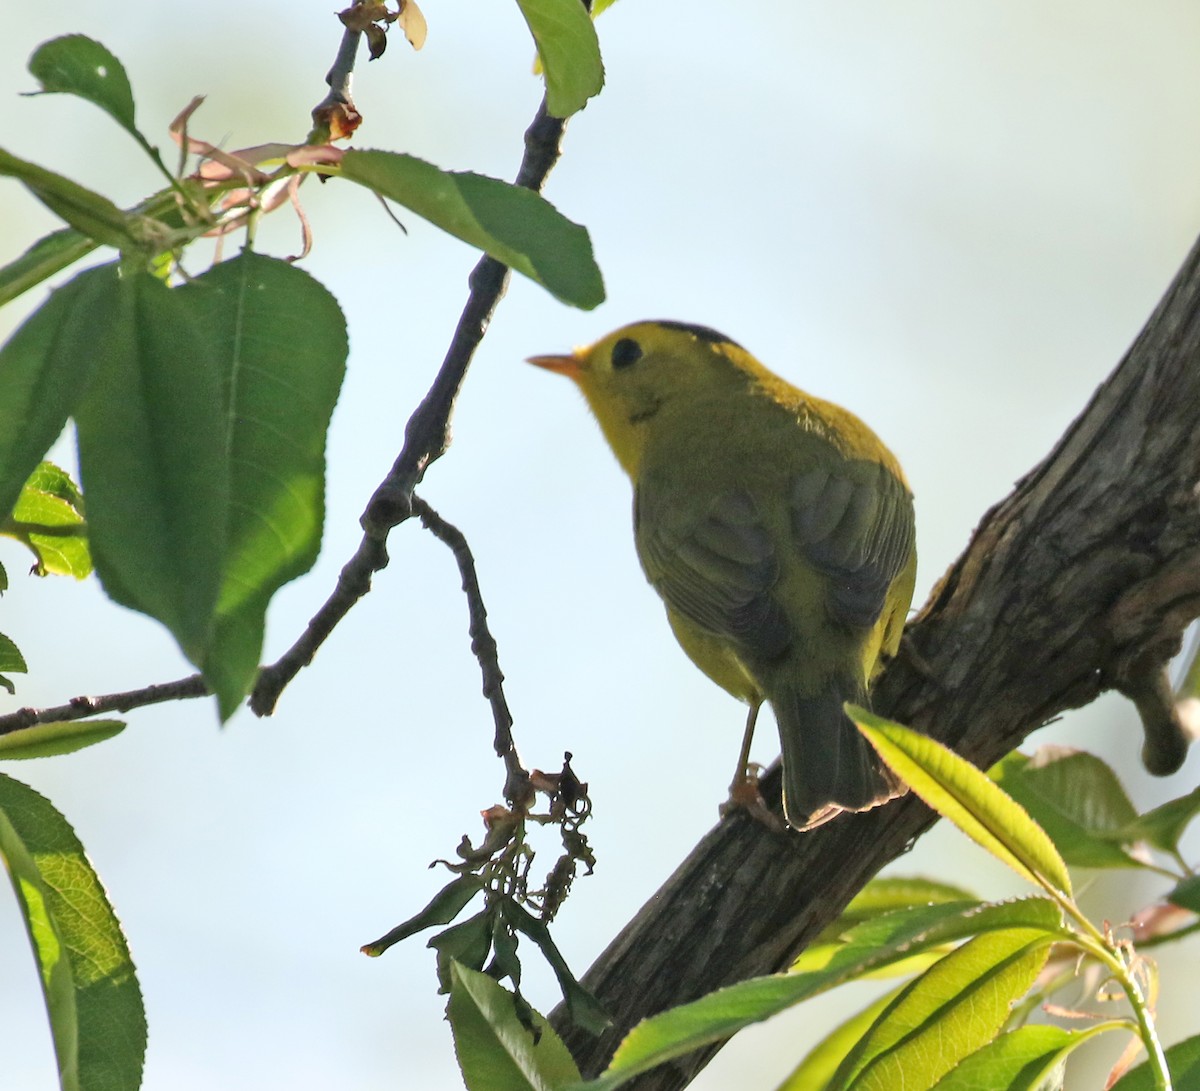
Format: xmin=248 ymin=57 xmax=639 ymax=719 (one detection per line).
xmin=549 ymin=231 xmax=1200 ymax=1088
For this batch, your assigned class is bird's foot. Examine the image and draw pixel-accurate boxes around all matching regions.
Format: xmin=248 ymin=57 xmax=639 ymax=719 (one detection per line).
xmin=719 ymin=763 xmax=786 ymax=833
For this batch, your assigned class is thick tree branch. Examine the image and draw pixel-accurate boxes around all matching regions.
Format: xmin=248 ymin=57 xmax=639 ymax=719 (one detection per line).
xmin=550 ymin=232 xmax=1200 ymax=1088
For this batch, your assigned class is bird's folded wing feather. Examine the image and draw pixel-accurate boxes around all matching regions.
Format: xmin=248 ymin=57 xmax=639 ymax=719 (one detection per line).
xmin=635 ymin=460 xmax=914 ymax=662
xmin=635 ymin=487 xmax=792 ymax=663
xmin=790 ymin=461 xmax=915 ymax=629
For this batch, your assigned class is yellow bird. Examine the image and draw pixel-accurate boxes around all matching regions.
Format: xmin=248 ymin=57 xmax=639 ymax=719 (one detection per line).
xmin=528 ymin=321 xmax=916 ymax=830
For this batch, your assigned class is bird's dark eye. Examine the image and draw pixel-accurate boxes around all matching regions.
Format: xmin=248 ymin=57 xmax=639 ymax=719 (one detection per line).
xmin=611 ymin=338 xmax=643 ymax=370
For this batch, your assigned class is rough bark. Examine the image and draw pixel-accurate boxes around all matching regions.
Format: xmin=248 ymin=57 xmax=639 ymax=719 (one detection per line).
xmin=549 ymin=231 xmax=1200 ymax=1088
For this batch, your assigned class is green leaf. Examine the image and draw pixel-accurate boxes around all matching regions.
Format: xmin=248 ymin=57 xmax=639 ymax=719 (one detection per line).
xmin=0 ymin=266 xmax=116 ymax=521
xmin=0 ymin=147 xmax=148 ymax=251
xmin=853 ymin=708 xmax=1073 ymax=897
xmin=0 ymin=771 xmax=146 ymax=1090
xmin=929 ymin=1024 xmax=1117 ymax=1091
xmin=27 ymin=36 xmax=139 ymax=140
xmin=831 ymin=930 xmax=1051 ymax=1090
xmin=0 ymin=630 xmax=27 ymax=695
xmin=1115 ymin=784 xmax=1200 ymax=856
xmin=338 ymin=150 xmax=604 ymax=309
xmin=1110 ymin=1032 xmax=1200 ymax=1090
xmin=431 ymin=910 xmax=496 ymax=991
xmin=1167 ymin=874 xmax=1200 ymax=913
xmin=503 ymin=899 xmax=611 ymax=1035
xmin=361 ymin=875 xmax=485 ymax=956
xmin=447 ymin=961 xmax=581 ymax=1091
xmin=6 ymin=461 xmax=92 ymax=578
xmin=178 ymin=252 xmax=347 ymax=718
xmin=575 ymin=898 xmax=1065 ymax=1091
xmin=0 ymin=720 xmax=125 ymax=760
xmin=516 ymin=0 xmax=604 ymax=118
xmin=0 ymin=226 xmax=97 ymax=308
xmin=990 ymin=749 xmax=1143 ymax=869
xmin=73 ymin=267 xmax=229 ymax=666
xmin=778 ymin=985 xmax=907 ymax=1091
xmin=815 ymin=877 xmax=979 ymax=943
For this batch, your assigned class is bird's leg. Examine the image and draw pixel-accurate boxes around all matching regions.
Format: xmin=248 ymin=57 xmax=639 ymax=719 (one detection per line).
xmin=732 ymin=700 xmax=760 ymax=792
xmin=720 ymin=702 xmax=784 ymax=830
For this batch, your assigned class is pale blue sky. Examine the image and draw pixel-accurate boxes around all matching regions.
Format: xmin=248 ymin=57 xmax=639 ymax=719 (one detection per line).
xmin=2 ymin=3 xmax=1199 ymax=1088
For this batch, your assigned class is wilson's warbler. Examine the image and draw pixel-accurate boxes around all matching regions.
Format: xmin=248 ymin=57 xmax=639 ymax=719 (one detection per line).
xmin=528 ymin=320 xmax=916 ymax=830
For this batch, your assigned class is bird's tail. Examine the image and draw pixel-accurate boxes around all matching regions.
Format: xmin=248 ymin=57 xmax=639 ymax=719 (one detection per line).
xmin=774 ymin=681 xmax=903 ymax=831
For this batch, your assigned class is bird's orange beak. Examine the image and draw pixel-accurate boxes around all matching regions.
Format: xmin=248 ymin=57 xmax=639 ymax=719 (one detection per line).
xmin=526 ymin=351 xmax=582 ymax=380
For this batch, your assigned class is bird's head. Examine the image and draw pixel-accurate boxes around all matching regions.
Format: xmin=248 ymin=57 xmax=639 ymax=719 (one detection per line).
xmin=527 ymin=320 xmax=746 ymax=477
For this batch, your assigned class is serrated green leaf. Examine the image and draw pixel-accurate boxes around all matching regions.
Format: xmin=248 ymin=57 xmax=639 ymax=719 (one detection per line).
xmin=929 ymin=1024 xmax=1117 ymax=1091
xmin=27 ymin=36 xmax=139 ymax=139
xmin=447 ymin=961 xmax=581 ymax=1091
xmin=0 ymin=630 xmax=27 ymax=695
xmin=1115 ymin=785 xmax=1200 ymax=856
xmin=1110 ymin=1031 xmax=1200 ymax=1090
xmin=361 ymin=875 xmax=485 ymax=956
xmin=0 ymin=771 xmax=146 ymax=1090
xmin=7 ymin=465 xmax=92 ymax=578
xmin=73 ymin=268 xmax=229 ymax=666
xmin=778 ymin=985 xmax=907 ymax=1091
xmin=516 ymin=0 xmax=604 ymax=118
xmin=177 ymin=252 xmax=347 ymax=718
xmin=832 ymin=930 xmax=1051 ymax=1090
xmin=990 ymin=749 xmax=1143 ymax=869
xmin=853 ymin=708 xmax=1073 ymax=897
xmin=0 ymin=559 xmax=7 ymax=591
xmin=815 ymin=877 xmax=979 ymax=944
xmin=574 ymin=899 xmax=1065 ymax=1091
xmin=0 ymin=266 xmax=116 ymax=521
xmin=0 ymin=720 xmax=124 ymax=760
xmin=338 ymin=150 xmax=604 ymax=309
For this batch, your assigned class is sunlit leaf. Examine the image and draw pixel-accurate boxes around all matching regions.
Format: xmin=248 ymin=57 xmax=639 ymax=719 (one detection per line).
xmin=574 ymin=899 xmax=1065 ymax=1091
xmin=929 ymin=1024 xmax=1117 ymax=1091
xmin=447 ymin=961 xmax=581 ymax=1091
xmin=7 ymin=462 xmax=92 ymax=578
xmin=853 ymin=709 xmax=1072 ymax=897
xmin=778 ymin=985 xmax=906 ymax=1091
xmin=516 ymin=0 xmax=604 ymax=118
xmin=831 ymin=930 xmax=1051 ymax=1089
xmin=0 ymin=720 xmax=125 ymax=760
xmin=0 ymin=772 xmax=146 ymax=1090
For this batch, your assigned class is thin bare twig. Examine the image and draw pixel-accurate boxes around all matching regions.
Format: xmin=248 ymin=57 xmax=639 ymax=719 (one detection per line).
xmin=0 ymin=674 xmax=209 ymax=736
xmin=253 ymin=99 xmax=571 ymax=713
xmin=410 ymin=495 xmax=528 ymax=802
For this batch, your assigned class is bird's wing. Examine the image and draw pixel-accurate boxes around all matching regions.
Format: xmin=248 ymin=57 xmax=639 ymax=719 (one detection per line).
xmin=789 ymin=461 xmax=915 ymax=630
xmin=634 ymin=486 xmax=793 ymax=663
